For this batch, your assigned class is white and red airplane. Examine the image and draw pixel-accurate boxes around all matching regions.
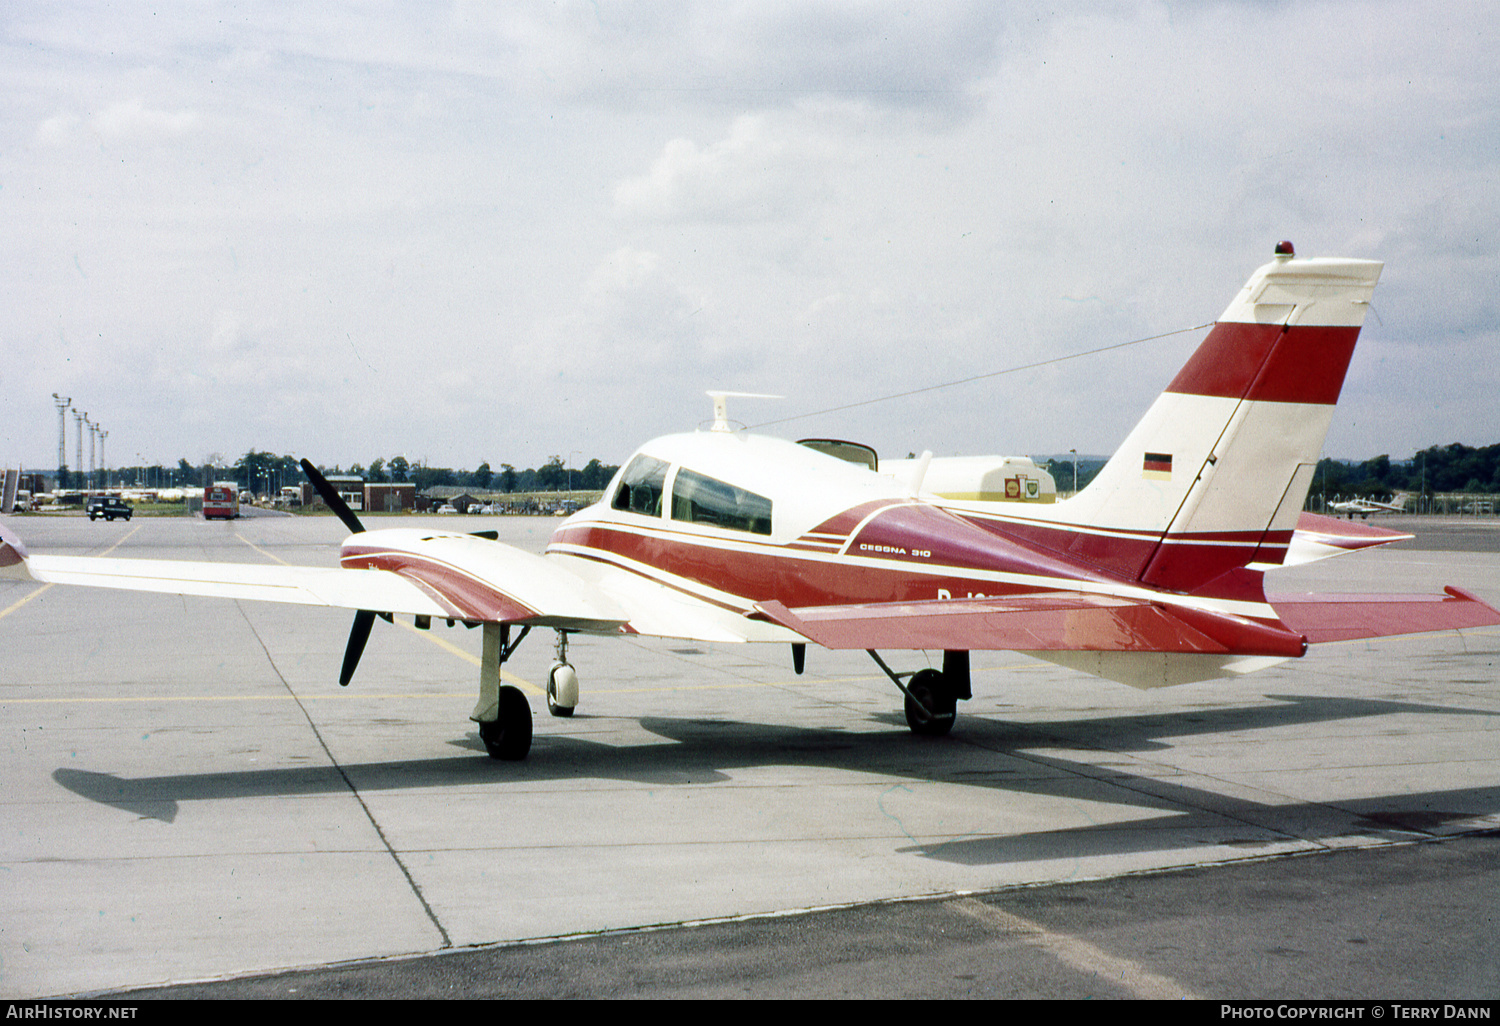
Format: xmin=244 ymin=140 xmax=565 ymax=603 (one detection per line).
xmin=6 ymin=242 xmax=1498 ymax=760
xmin=1330 ymin=492 xmax=1410 ymax=519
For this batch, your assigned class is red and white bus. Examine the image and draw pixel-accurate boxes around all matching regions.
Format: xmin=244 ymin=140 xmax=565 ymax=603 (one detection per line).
xmin=203 ymin=482 xmax=240 ymax=520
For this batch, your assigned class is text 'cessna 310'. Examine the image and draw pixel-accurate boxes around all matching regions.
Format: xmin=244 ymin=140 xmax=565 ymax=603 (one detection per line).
xmin=6 ymin=242 xmax=1499 ymax=760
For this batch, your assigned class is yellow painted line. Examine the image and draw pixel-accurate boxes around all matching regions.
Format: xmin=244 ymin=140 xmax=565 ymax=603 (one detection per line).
xmin=89 ymin=523 xmax=143 ymax=557
xmin=234 ymin=532 xmax=292 ymax=565
xmin=0 ymin=678 xmax=854 ymax=704
xmin=1 ymin=661 xmax=1044 ymax=705
xmin=2 ymin=675 xmax=868 ymax=704
xmin=1 ymin=523 xmax=144 ymax=620
xmin=2 ymin=692 xmax=468 ymax=704
xmin=0 ymin=586 xmax=50 ymax=620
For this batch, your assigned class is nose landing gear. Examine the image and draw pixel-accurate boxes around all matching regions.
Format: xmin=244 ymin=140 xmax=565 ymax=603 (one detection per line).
xmin=548 ymin=630 xmax=578 ymax=717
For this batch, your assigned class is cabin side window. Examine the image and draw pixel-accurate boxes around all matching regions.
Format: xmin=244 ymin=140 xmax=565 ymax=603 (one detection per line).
xmin=671 ymin=467 xmax=773 ymax=535
xmin=611 ymin=455 xmax=670 ymax=517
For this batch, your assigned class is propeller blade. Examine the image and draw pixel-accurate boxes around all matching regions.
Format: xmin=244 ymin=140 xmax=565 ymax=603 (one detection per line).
xmin=340 ymin=610 xmax=376 ymax=686
xmin=300 ymin=458 xmax=365 ymax=535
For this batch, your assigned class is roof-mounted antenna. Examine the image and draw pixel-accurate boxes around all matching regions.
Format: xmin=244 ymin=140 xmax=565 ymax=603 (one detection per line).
xmin=707 ymin=391 xmax=782 ymax=432
xmin=904 ymin=450 xmax=933 ymax=496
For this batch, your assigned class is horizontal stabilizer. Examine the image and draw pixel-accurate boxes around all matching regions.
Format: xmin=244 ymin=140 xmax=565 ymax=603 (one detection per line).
xmin=1270 ymin=586 xmax=1500 ymax=643
xmin=1284 ymin=512 xmax=1413 ymax=566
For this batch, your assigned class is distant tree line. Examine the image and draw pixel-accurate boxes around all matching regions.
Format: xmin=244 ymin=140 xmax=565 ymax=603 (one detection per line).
xmin=102 ymin=452 xmax=621 ymax=495
xmin=1312 ymin=444 xmax=1500 ymax=499
xmin=1041 ymin=445 xmax=1500 ymax=501
xmin=78 ymin=442 xmax=1500 ymax=500
xmin=332 ymin=454 xmax=620 ymax=494
xmin=1041 ymin=456 xmax=1107 ymax=494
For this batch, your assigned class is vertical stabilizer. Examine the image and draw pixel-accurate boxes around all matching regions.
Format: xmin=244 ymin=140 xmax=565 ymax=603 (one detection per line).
xmin=1054 ymin=244 xmax=1382 ymax=591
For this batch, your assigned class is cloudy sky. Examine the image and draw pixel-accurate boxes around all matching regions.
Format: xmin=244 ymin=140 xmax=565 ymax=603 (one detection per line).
xmin=3 ymin=1 xmax=1496 ymax=478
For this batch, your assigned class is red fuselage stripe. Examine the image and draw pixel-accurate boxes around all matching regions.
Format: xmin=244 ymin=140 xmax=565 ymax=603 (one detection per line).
xmin=551 ymin=504 xmax=1284 ymax=613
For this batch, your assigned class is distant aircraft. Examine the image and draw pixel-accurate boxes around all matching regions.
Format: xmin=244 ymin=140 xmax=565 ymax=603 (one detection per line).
xmin=1330 ymin=492 xmax=1410 ymax=519
xmin=5 ymin=243 xmax=1499 ymax=760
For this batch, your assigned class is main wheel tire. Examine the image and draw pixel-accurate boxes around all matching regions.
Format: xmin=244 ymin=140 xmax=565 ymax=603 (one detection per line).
xmin=904 ymin=668 xmax=957 ymax=737
xmin=479 ymin=685 xmax=533 ymax=760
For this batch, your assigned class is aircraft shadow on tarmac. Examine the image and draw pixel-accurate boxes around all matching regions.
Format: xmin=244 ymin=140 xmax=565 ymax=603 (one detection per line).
xmin=51 ymin=693 xmax=1499 ymax=866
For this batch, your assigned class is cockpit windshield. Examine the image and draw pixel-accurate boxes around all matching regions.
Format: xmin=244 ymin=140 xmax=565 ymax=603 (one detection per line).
xmin=671 ymin=467 xmax=772 ymax=535
xmin=611 ymin=455 xmax=669 ymax=516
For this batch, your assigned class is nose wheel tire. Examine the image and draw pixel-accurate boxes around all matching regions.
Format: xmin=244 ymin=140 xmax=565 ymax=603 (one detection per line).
xmin=546 ymin=662 xmax=577 ymax=717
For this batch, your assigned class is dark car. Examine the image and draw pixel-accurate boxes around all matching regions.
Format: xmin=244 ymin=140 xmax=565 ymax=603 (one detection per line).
xmin=86 ymin=497 xmax=134 ymax=522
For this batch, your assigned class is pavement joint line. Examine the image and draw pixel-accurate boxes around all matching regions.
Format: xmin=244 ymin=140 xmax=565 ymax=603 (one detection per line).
xmin=231 ymin=592 xmax=455 ymax=950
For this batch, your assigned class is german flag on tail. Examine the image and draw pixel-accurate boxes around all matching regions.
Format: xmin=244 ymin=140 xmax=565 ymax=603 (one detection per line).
xmin=1142 ymin=452 xmax=1172 ymax=480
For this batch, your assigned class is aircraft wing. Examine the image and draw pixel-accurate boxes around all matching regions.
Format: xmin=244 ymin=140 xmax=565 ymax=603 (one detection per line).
xmin=19 ymin=553 xmax=455 ymax=615
xmin=751 ymin=595 xmax=1308 ymax=657
xmin=2 ymin=524 xmax=629 ymax=633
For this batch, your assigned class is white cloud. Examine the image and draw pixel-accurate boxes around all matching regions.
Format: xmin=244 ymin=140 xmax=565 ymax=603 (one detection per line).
xmin=91 ymin=98 xmax=200 ymax=142
xmin=34 ymin=112 xmax=80 ymax=145
xmin=613 ymin=116 xmax=805 ymax=222
xmin=455 ymin=1 xmax=1008 ymax=117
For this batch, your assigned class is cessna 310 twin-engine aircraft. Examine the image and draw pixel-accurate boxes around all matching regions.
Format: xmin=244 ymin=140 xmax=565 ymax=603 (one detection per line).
xmin=5 ymin=242 xmax=1499 ymax=760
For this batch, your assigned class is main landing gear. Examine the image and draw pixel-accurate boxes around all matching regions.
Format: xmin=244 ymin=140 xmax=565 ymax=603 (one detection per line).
xmin=472 ymin=625 xmax=581 ymax=760
xmin=472 ymin=623 xmax=533 ymax=760
xmin=868 ymin=649 xmax=971 ymax=737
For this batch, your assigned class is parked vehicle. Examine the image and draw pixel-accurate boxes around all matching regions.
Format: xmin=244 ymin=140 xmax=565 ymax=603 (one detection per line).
xmin=204 ymin=483 xmax=240 ymax=520
xmin=86 ymin=497 xmax=133 ymax=522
